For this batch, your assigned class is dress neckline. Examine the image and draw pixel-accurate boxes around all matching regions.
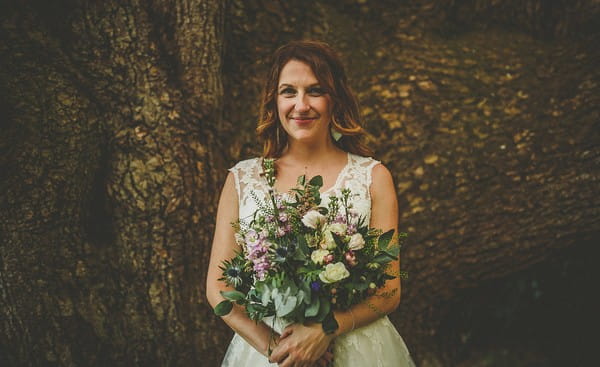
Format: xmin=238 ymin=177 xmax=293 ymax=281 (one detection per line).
xmin=268 ymin=151 xmax=351 ymax=196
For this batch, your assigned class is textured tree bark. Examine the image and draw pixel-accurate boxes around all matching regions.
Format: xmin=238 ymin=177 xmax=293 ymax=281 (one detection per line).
xmin=1 ymin=1 xmax=227 ymax=365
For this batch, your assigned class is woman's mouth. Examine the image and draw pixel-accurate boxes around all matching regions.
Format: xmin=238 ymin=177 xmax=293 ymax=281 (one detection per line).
xmin=291 ymin=117 xmax=316 ymax=124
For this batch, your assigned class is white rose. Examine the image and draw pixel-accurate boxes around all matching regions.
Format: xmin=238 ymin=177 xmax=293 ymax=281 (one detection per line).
xmin=328 ymin=222 xmax=347 ymax=235
xmin=347 ymin=233 xmax=365 ymax=251
xmin=320 ymin=230 xmax=337 ymax=250
xmin=310 ymin=249 xmax=330 ymax=265
xmin=301 ymin=210 xmax=326 ymax=229
xmin=319 ymin=262 xmax=350 ymax=283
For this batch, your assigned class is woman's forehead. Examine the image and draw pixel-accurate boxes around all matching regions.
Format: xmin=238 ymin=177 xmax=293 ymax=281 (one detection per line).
xmin=278 ymin=60 xmax=319 ymax=86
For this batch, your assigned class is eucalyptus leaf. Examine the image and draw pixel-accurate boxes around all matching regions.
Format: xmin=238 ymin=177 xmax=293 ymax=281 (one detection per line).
xmin=305 ymin=296 xmax=320 ymax=317
xmin=261 ymin=285 xmax=272 ymax=306
xmin=275 ymin=294 xmax=297 ymax=317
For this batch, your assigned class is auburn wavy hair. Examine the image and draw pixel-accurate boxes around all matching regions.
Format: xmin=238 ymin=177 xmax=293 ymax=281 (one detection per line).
xmin=256 ymin=40 xmax=373 ymax=158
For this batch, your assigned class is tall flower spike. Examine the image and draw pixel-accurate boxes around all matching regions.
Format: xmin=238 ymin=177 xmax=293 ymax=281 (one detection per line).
xmin=262 ymin=158 xmax=277 ymax=187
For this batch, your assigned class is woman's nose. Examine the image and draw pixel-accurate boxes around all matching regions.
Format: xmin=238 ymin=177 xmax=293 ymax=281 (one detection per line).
xmin=294 ymin=95 xmax=310 ymax=113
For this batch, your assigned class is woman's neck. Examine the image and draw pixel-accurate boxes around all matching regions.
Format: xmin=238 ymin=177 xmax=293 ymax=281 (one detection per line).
xmin=280 ymin=137 xmax=344 ymax=166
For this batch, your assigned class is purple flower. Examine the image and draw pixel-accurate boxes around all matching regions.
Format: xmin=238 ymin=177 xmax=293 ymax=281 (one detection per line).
xmin=310 ymin=281 xmax=321 ymax=292
xmin=246 ymin=236 xmax=270 ymax=260
xmin=253 ymin=257 xmax=271 ymax=280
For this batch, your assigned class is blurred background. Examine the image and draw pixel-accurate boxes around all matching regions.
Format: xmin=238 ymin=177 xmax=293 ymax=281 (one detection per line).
xmin=1 ymin=0 xmax=598 ymax=366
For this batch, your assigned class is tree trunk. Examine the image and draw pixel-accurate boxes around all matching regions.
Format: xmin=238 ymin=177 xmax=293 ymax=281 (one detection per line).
xmin=1 ymin=1 xmax=227 ymax=365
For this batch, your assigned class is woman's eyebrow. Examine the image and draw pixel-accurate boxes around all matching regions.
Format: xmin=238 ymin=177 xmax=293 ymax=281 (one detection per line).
xmin=278 ymin=83 xmax=321 ymax=89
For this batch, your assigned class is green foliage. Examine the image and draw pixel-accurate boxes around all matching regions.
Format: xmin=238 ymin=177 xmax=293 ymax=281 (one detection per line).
xmin=214 ymin=300 xmax=233 ymax=316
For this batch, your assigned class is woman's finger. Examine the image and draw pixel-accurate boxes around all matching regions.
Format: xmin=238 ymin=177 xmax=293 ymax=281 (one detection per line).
xmin=280 ymin=328 xmax=293 ymax=339
xmin=277 ymin=353 xmax=291 ymax=367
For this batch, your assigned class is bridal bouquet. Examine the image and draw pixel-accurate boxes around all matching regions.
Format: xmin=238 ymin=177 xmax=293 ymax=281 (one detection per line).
xmin=214 ymin=159 xmax=403 ymax=334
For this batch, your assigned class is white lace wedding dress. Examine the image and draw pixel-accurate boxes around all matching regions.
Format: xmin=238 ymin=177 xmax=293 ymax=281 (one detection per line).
xmin=222 ymin=152 xmax=416 ymax=367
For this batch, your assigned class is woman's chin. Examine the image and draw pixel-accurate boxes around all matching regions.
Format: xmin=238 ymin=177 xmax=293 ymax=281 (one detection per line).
xmin=288 ymin=133 xmax=323 ymax=144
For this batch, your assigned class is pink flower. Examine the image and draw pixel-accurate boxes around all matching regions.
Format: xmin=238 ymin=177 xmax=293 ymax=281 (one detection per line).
xmin=344 ymin=250 xmax=357 ymax=267
xmin=275 ymin=227 xmax=286 ymax=238
xmin=253 ymin=257 xmax=271 ymax=280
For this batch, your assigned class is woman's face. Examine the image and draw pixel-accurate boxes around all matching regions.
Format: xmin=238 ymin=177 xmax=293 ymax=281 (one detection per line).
xmin=277 ymin=59 xmax=333 ymax=145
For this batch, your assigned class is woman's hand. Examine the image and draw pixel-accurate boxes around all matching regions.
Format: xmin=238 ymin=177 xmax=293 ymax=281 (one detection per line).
xmin=269 ymin=323 xmax=335 ymax=367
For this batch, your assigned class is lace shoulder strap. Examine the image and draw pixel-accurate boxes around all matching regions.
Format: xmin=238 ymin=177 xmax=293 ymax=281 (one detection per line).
xmin=341 ymin=154 xmax=380 ymax=196
xmin=228 ymin=157 xmax=268 ymax=221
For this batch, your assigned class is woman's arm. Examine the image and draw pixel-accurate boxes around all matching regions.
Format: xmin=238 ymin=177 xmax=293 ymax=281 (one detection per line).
xmin=206 ymin=172 xmax=279 ymax=357
xmin=270 ymin=163 xmax=401 ymax=366
xmin=331 ymin=163 xmax=401 ymax=335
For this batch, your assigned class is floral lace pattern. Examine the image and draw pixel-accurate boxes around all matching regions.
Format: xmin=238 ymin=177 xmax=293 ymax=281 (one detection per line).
xmin=223 ymin=153 xmax=416 ymax=367
xmin=229 ymin=153 xmax=380 ymax=225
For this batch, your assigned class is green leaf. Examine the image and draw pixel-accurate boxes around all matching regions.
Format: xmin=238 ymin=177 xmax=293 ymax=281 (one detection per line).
xmin=308 ymin=175 xmax=323 ymax=188
xmin=297 ymin=175 xmax=306 ymax=186
xmin=305 ymin=296 xmax=320 ymax=317
xmin=322 ymin=312 xmax=339 ymax=334
xmin=220 ymin=290 xmax=245 ymax=302
xmin=372 ymin=251 xmax=397 ymax=264
xmin=275 ymin=294 xmax=298 ymax=317
xmin=355 ymin=281 xmax=369 ymax=291
xmin=297 ymin=234 xmax=310 ymax=256
xmin=378 ymin=229 xmax=395 ymax=250
xmin=331 ymin=232 xmax=346 ymax=248
xmin=214 ymin=300 xmax=233 ymax=316
xmin=300 ymin=280 xmax=312 ymax=304
xmin=387 ymin=245 xmax=400 ymax=257
xmin=315 ymin=296 xmax=331 ymax=321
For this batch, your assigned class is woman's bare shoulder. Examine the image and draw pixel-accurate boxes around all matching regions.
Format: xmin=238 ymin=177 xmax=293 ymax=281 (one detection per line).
xmin=370 ymin=163 xmax=396 ymax=197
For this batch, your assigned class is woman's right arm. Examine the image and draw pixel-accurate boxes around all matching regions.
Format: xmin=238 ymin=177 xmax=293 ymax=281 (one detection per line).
xmin=206 ymin=172 xmax=278 ymax=357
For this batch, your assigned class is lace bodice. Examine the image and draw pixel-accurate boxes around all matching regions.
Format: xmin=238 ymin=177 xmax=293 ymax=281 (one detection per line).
xmin=228 ymin=152 xmax=381 ymax=224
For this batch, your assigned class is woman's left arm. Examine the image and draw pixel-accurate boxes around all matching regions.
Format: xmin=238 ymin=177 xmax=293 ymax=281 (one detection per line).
xmin=270 ymin=163 xmax=402 ymax=366
xmin=330 ymin=163 xmax=401 ymax=335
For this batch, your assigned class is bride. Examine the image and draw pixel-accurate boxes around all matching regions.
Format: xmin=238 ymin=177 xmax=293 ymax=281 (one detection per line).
xmin=206 ymin=40 xmax=415 ymax=367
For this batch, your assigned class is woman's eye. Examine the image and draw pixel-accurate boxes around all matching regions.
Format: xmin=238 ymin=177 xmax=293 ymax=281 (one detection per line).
xmin=308 ymin=87 xmax=325 ymax=96
xmin=279 ymin=88 xmax=296 ymax=96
